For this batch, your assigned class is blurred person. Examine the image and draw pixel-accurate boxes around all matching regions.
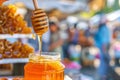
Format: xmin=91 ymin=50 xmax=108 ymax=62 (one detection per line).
xmin=77 ymin=21 xmax=93 ymax=47
xmin=110 ymin=27 xmax=120 ymax=66
xmin=93 ymin=14 xmax=111 ymax=80
xmin=63 ymin=17 xmax=79 ymax=61
xmin=61 ymin=23 xmax=76 ymax=60
xmin=62 ymin=24 xmax=81 ymax=74
xmin=65 ymin=23 xmax=80 ymax=60
xmin=68 ymin=24 xmax=79 ymax=45
xmin=48 ymin=21 xmax=64 ymax=58
xmin=77 ymin=22 xmax=95 ymax=67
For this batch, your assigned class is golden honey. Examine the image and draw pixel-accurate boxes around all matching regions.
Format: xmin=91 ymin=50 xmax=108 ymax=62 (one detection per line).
xmin=24 ymin=53 xmax=64 ymax=80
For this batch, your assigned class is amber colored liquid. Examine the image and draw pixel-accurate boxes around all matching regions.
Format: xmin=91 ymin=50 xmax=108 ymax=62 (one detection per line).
xmin=24 ymin=60 xmax=64 ymax=80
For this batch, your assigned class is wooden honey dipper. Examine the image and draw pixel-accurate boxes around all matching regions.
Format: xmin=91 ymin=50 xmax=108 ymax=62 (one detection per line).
xmin=32 ymin=0 xmax=49 ymax=54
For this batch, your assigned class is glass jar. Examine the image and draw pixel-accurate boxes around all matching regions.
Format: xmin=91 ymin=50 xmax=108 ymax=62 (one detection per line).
xmin=24 ymin=52 xmax=65 ymax=80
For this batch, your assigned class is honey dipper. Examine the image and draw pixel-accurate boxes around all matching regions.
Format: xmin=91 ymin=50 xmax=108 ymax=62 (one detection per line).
xmin=32 ymin=0 xmax=49 ymax=53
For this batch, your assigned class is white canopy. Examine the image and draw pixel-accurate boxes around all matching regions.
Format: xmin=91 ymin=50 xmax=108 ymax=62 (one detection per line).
xmin=4 ymin=0 xmax=87 ymax=13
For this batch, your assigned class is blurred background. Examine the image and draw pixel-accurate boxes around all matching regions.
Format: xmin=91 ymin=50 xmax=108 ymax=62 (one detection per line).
xmin=1 ymin=0 xmax=120 ymax=80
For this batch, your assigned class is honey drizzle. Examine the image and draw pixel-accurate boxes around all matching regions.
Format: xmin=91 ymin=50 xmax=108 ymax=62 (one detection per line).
xmin=37 ymin=35 xmax=42 ymax=55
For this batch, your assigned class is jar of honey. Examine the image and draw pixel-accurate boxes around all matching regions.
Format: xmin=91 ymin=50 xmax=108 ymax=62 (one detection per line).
xmin=24 ymin=52 xmax=64 ymax=80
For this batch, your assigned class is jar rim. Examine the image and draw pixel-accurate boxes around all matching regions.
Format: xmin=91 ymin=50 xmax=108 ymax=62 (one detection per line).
xmin=29 ymin=52 xmax=61 ymax=62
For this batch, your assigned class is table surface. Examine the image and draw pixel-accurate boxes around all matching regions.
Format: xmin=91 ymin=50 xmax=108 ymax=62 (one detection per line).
xmin=0 ymin=75 xmax=72 ymax=80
